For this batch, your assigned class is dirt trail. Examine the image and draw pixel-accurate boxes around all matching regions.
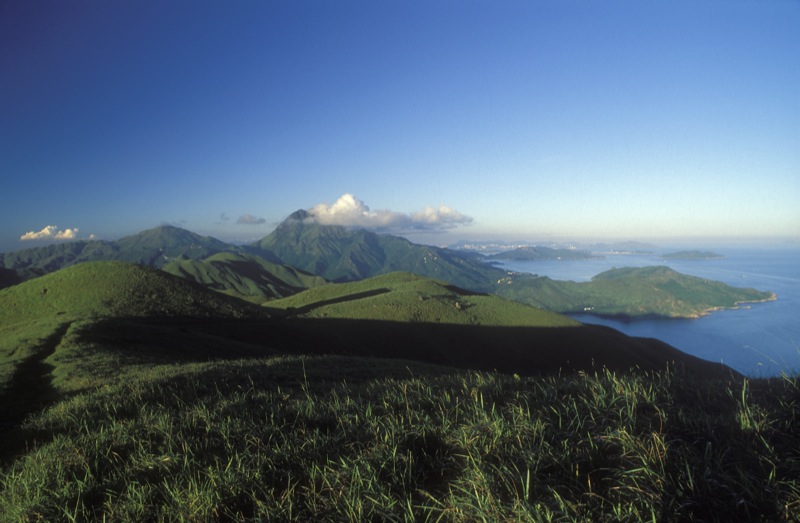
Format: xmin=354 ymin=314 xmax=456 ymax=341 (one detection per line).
xmin=0 ymin=322 xmax=71 ymax=465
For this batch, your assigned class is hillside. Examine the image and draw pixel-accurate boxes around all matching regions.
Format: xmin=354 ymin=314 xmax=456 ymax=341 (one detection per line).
xmin=0 ymin=261 xmax=265 ymax=323
xmin=0 ymin=262 xmax=736 ymax=404
xmin=2 ymin=263 xmax=795 ymax=522
xmin=0 ymin=239 xmax=119 ymax=281
xmin=1 ymin=218 xmax=776 ymax=320
xmin=265 ymin=272 xmax=733 ymax=377
xmin=1 ymin=355 xmax=797 ymax=522
xmin=112 ymin=225 xmax=234 ymax=267
xmin=0 ymin=261 xmax=272 ymax=443
xmin=249 ymin=210 xmax=496 ymax=289
xmin=271 ymin=271 xmax=581 ymax=327
xmin=495 ymin=266 xmax=775 ymax=318
xmin=0 ymin=226 xmax=237 ymax=287
xmin=163 ymin=252 xmax=328 ymax=303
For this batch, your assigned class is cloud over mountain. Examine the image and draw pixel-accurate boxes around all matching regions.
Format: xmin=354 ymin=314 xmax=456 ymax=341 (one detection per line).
xmin=20 ymin=225 xmax=81 ymax=241
xmin=308 ymin=194 xmax=472 ymax=232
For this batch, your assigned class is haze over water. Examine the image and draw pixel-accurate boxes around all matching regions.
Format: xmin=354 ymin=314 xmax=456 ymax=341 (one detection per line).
xmin=496 ymin=247 xmax=800 ymax=377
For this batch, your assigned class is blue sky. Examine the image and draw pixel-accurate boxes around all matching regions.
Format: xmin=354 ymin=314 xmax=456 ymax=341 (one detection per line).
xmin=1 ymin=0 xmax=798 ymax=252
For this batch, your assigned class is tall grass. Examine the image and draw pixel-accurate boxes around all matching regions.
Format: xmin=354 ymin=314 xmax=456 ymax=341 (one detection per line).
xmin=1 ymin=356 xmax=798 ymax=522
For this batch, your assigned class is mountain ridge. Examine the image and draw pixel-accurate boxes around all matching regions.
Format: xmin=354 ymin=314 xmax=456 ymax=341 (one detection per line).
xmin=1 ymin=216 xmax=776 ymax=319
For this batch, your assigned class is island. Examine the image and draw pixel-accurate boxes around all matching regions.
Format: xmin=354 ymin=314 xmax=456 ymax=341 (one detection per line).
xmin=662 ymin=250 xmax=724 ymax=260
xmin=494 ymin=266 xmax=776 ymax=319
xmin=488 ymin=246 xmax=598 ymax=261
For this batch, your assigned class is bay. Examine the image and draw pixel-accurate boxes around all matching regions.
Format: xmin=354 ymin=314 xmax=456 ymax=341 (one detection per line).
xmin=494 ymin=246 xmax=800 ymax=377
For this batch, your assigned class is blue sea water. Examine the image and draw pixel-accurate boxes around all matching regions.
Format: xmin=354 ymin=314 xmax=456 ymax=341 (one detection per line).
xmin=495 ymin=247 xmax=800 ymax=377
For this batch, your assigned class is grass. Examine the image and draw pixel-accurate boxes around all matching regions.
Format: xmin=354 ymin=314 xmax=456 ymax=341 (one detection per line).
xmin=0 ymin=261 xmax=269 ymax=392
xmin=1 ymin=355 xmax=798 ymax=522
xmin=162 ymin=252 xmax=327 ymax=304
xmin=1 ymin=262 xmax=795 ymax=521
xmin=270 ymin=272 xmax=580 ymax=328
xmin=0 ymin=261 xmax=266 ymax=325
xmin=497 ymin=266 xmax=775 ymax=318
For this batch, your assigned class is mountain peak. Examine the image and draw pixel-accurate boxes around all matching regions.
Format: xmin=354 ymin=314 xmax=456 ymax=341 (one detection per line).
xmin=286 ymin=209 xmax=313 ymax=222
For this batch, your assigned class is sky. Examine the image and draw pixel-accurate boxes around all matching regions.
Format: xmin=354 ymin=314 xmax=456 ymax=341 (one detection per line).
xmin=1 ymin=0 xmax=798 ymax=253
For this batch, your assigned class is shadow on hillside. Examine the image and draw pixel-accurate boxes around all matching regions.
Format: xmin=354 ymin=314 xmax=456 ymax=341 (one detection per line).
xmin=73 ymin=316 xmax=737 ymax=380
xmin=0 ymin=322 xmax=71 ymax=465
xmin=288 ymin=288 xmax=391 ymax=315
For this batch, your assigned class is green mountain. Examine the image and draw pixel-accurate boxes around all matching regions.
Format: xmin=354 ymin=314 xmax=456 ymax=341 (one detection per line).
xmin=489 ymin=246 xmax=597 ymax=261
xmin=0 ymin=240 xmax=119 ymax=280
xmin=1 ymin=217 xmax=776 ymax=320
xmin=0 ymin=260 xmax=266 ymax=324
xmin=249 ymin=210 xmax=499 ymax=288
xmin=163 ymin=252 xmax=328 ymax=303
xmin=250 ymin=213 xmax=775 ymax=319
xmin=112 ymin=225 xmax=235 ymax=267
xmin=495 ymin=266 xmax=775 ymax=318
xmin=0 ymin=226 xmax=235 ymax=287
xmin=0 ymin=226 xmax=331 ymax=305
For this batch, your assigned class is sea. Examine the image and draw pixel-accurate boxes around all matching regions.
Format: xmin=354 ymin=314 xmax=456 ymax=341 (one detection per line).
xmin=493 ymin=246 xmax=800 ymax=377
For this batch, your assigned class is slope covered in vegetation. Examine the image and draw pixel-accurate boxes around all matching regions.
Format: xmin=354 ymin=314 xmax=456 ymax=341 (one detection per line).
xmin=0 ymin=260 xmax=794 ymax=521
xmin=496 ymin=266 xmax=775 ymax=318
xmin=1 ymin=220 xmax=776 ymax=320
xmin=270 ymin=271 xmax=578 ymax=327
xmin=0 ymin=261 xmax=268 ymax=394
xmin=163 ymin=252 xmax=328 ymax=304
xmin=1 ymin=355 xmax=797 ymax=522
xmin=0 ymin=260 xmax=265 ymax=323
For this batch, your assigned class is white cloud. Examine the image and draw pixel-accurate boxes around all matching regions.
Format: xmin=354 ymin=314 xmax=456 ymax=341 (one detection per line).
xmin=20 ymin=225 xmax=82 ymax=241
xmin=308 ymin=193 xmax=473 ymax=233
xmin=237 ymin=214 xmax=266 ymax=225
xmin=20 ymin=225 xmax=59 ymax=240
xmin=54 ymin=228 xmax=79 ymax=239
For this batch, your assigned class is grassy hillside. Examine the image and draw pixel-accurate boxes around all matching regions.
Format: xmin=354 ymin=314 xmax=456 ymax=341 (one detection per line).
xmin=270 ymin=272 xmax=579 ymax=327
xmin=163 ymin=252 xmax=328 ymax=304
xmin=263 ymin=272 xmax=732 ymax=378
xmin=0 ymin=262 xmax=795 ymax=521
xmin=1 ymin=355 xmax=797 ymax=522
xmin=0 ymin=261 xmax=269 ymax=394
xmin=0 ymin=261 xmax=265 ymax=323
xmin=496 ymin=266 xmax=776 ymax=318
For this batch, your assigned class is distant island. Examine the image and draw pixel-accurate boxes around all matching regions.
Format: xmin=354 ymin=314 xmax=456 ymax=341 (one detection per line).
xmin=663 ymin=250 xmax=724 ymax=260
xmin=488 ymin=246 xmax=598 ymax=261
xmin=494 ymin=266 xmax=775 ymax=319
